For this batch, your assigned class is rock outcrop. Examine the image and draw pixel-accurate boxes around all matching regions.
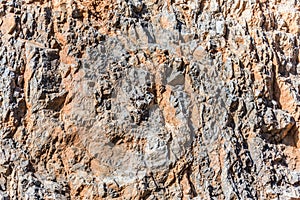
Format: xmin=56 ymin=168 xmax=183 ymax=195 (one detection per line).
xmin=0 ymin=0 xmax=300 ymax=199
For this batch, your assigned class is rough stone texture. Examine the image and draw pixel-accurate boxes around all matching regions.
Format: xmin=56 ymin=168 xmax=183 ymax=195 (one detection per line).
xmin=0 ymin=0 xmax=300 ymax=199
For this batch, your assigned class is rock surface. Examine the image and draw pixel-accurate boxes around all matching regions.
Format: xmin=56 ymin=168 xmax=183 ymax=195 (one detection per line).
xmin=0 ymin=0 xmax=300 ymax=199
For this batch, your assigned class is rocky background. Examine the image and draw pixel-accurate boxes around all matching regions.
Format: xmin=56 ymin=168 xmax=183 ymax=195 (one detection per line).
xmin=0 ymin=0 xmax=300 ymax=199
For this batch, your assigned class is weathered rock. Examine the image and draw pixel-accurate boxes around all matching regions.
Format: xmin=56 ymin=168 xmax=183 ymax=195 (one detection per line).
xmin=0 ymin=0 xmax=300 ymax=199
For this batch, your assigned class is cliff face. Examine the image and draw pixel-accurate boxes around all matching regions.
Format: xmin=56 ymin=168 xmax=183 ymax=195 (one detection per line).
xmin=0 ymin=0 xmax=300 ymax=199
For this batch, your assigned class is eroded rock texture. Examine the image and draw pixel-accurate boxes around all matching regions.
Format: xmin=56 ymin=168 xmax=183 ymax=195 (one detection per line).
xmin=0 ymin=0 xmax=300 ymax=199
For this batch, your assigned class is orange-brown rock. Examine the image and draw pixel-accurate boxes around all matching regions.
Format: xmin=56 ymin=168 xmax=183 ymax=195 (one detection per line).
xmin=0 ymin=0 xmax=300 ymax=199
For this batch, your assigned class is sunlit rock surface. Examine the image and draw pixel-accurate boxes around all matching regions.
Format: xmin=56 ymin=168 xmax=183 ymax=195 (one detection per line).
xmin=0 ymin=0 xmax=300 ymax=199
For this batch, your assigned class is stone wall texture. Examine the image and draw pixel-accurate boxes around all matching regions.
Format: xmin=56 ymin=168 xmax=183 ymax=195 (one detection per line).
xmin=0 ymin=0 xmax=300 ymax=199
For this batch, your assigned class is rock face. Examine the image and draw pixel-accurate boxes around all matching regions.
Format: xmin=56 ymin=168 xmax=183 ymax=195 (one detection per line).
xmin=0 ymin=0 xmax=300 ymax=199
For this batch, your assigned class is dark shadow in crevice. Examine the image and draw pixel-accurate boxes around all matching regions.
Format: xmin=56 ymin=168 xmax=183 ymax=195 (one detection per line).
xmin=282 ymin=125 xmax=299 ymax=147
